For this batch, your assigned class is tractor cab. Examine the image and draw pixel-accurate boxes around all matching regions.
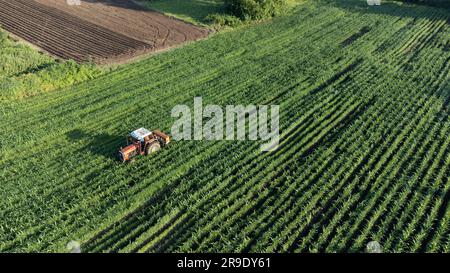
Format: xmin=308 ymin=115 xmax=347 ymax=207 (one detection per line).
xmin=128 ymin=128 xmax=153 ymax=150
xmin=118 ymin=128 xmax=171 ymax=162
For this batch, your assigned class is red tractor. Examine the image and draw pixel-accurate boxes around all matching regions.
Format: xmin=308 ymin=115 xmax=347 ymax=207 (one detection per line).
xmin=118 ymin=128 xmax=170 ymax=163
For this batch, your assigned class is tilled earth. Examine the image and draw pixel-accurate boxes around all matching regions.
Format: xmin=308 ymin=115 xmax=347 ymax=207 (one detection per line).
xmin=0 ymin=0 xmax=209 ymax=63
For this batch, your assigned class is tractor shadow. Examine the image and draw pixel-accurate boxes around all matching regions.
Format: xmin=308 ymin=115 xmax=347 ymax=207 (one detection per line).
xmin=66 ymin=129 xmax=125 ymax=160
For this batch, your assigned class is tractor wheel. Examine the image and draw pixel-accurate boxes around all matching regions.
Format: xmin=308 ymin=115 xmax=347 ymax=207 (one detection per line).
xmin=145 ymin=142 xmax=161 ymax=155
xmin=118 ymin=151 xmax=126 ymax=163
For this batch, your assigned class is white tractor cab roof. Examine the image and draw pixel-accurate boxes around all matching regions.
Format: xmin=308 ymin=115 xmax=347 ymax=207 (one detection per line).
xmin=130 ymin=128 xmax=152 ymax=142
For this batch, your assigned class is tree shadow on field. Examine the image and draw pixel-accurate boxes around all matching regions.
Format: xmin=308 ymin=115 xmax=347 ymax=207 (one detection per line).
xmin=81 ymin=0 xmax=147 ymax=11
xmin=66 ymin=129 xmax=124 ymax=159
xmin=325 ymin=0 xmax=449 ymax=20
xmin=81 ymin=0 xmax=224 ymax=23
xmin=137 ymin=0 xmax=226 ymax=23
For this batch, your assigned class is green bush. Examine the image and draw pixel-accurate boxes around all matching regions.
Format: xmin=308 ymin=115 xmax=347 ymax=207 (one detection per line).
xmin=205 ymin=13 xmax=242 ymax=27
xmin=225 ymin=0 xmax=287 ymax=20
xmin=0 ymin=61 xmax=102 ymax=100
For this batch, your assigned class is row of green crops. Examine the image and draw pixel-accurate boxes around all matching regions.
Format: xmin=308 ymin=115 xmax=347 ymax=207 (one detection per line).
xmin=393 ymin=0 xmax=450 ymax=9
xmin=0 ymin=0 xmax=449 ymax=252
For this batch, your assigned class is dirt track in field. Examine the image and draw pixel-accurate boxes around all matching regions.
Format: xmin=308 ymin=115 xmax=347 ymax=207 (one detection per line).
xmin=0 ymin=0 xmax=209 ymax=63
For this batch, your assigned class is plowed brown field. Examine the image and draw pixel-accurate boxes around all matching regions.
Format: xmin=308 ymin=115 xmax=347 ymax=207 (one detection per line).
xmin=0 ymin=0 xmax=209 ymax=63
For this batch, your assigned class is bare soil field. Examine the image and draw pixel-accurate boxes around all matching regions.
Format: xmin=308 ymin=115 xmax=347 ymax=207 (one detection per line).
xmin=0 ymin=0 xmax=208 ymax=63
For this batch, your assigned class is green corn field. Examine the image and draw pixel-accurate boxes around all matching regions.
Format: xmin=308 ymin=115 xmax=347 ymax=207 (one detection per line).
xmin=0 ymin=0 xmax=449 ymax=253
